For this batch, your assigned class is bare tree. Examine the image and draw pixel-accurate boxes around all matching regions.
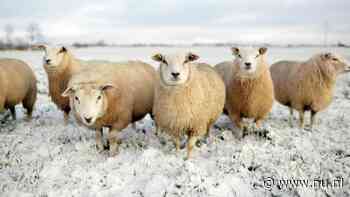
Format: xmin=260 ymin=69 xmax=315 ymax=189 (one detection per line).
xmin=4 ymin=24 xmax=14 ymax=45
xmin=26 ymin=23 xmax=42 ymax=44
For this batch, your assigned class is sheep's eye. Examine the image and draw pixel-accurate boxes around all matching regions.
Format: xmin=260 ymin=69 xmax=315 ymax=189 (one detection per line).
xmin=74 ymin=96 xmax=80 ymax=102
xmin=97 ymin=95 xmax=102 ymax=100
xmin=332 ymin=58 xmax=338 ymax=61
xmin=162 ymin=59 xmax=168 ymax=65
xmin=238 ymin=54 xmax=242 ymax=58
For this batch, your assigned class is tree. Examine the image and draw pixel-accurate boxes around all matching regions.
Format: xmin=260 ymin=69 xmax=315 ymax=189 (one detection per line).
xmin=4 ymin=24 xmax=14 ymax=45
xmin=26 ymin=23 xmax=42 ymax=44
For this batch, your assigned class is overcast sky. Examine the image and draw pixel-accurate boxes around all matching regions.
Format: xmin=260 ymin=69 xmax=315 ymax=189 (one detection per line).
xmin=0 ymin=0 xmax=349 ymax=45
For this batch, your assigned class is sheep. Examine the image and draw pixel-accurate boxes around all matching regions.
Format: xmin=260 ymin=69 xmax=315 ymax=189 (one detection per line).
xmin=270 ymin=53 xmax=350 ymax=129
xmin=62 ymin=61 xmax=156 ymax=156
xmin=152 ymin=52 xmax=225 ymax=159
xmin=215 ymin=47 xmax=274 ymax=135
xmin=35 ymin=45 xmax=111 ymax=124
xmin=35 ymin=45 xmax=81 ymax=124
xmin=0 ymin=58 xmax=37 ymax=121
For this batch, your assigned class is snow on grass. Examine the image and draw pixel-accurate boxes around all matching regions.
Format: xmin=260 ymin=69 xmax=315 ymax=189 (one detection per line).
xmin=0 ymin=48 xmax=349 ymax=197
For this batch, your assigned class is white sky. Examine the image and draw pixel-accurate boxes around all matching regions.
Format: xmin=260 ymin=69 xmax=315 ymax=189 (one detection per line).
xmin=0 ymin=0 xmax=349 ymax=45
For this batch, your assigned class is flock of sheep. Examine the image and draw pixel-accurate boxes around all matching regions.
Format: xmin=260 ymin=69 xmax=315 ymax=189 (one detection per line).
xmin=0 ymin=45 xmax=349 ymax=159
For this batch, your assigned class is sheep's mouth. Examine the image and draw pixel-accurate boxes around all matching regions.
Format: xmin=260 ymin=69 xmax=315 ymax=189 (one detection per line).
xmin=44 ymin=65 xmax=60 ymax=72
xmin=82 ymin=120 xmax=95 ymax=126
xmin=171 ymin=77 xmax=181 ymax=82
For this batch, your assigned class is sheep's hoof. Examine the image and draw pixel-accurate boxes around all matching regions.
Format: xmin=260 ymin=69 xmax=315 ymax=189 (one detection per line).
xmin=195 ymin=140 xmax=202 ymax=148
xmin=242 ymin=127 xmax=249 ymax=138
xmin=109 ymin=149 xmax=119 ymax=157
xmin=104 ymin=143 xmax=110 ymax=150
xmin=304 ymin=126 xmax=313 ymax=132
xmin=180 ymin=140 xmax=186 ymax=150
xmin=95 ymin=145 xmax=104 ymax=153
xmin=213 ymin=124 xmax=221 ymax=130
xmin=255 ymin=129 xmax=270 ymax=139
xmin=25 ymin=116 xmax=33 ymax=122
xmin=195 ymin=137 xmax=209 ymax=147
xmin=159 ymin=138 xmax=167 ymax=146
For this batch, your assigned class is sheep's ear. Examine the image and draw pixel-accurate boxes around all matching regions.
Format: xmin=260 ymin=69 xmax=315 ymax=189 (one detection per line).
xmin=186 ymin=52 xmax=199 ymax=62
xmin=258 ymin=47 xmax=268 ymax=55
xmin=100 ymin=84 xmax=115 ymax=92
xmin=231 ymin=47 xmax=240 ymax=56
xmin=152 ymin=53 xmax=164 ymax=62
xmin=59 ymin=46 xmax=67 ymax=53
xmin=62 ymin=86 xmax=75 ymax=97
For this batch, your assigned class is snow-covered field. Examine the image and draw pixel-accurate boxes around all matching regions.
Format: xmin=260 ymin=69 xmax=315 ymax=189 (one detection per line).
xmin=0 ymin=47 xmax=349 ymax=197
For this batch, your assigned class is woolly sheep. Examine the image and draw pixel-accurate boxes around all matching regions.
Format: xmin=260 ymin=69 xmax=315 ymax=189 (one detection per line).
xmin=36 ymin=45 xmax=110 ymax=124
xmin=62 ymin=61 xmax=156 ymax=156
xmin=0 ymin=58 xmax=37 ymax=120
xmin=215 ymin=47 xmax=274 ymax=135
xmin=270 ymin=53 xmax=350 ymax=129
xmin=152 ymin=52 xmax=225 ymax=159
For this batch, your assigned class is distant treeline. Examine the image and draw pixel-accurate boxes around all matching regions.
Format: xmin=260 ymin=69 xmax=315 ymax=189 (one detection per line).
xmin=0 ymin=23 xmax=46 ymax=50
xmin=71 ymin=42 xmax=350 ymax=48
xmin=0 ymin=22 xmax=349 ymax=50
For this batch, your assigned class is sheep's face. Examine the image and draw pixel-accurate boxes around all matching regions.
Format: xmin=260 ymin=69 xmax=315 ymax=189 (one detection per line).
xmin=152 ymin=52 xmax=199 ymax=85
xmin=62 ymin=84 xmax=113 ymax=126
xmin=322 ymin=53 xmax=350 ymax=74
xmin=37 ymin=45 xmax=67 ymax=71
xmin=231 ymin=47 xmax=267 ymax=76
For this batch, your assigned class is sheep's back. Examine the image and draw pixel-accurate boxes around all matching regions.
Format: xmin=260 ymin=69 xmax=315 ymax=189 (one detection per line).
xmin=0 ymin=58 xmax=36 ymax=106
xmin=214 ymin=61 xmax=235 ymax=87
xmin=270 ymin=61 xmax=299 ymax=106
xmin=121 ymin=61 xmax=156 ymax=121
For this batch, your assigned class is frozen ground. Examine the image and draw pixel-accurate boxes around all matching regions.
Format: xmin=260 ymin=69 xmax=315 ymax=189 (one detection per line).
xmin=0 ymin=47 xmax=349 ymax=197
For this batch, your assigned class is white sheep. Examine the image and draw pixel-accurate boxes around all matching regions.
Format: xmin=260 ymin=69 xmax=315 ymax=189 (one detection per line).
xmin=270 ymin=53 xmax=350 ymax=129
xmin=36 ymin=45 xmax=111 ymax=124
xmin=0 ymin=58 xmax=37 ymax=120
xmin=62 ymin=61 xmax=156 ymax=156
xmin=215 ymin=47 xmax=274 ymax=135
xmin=152 ymin=52 xmax=225 ymax=159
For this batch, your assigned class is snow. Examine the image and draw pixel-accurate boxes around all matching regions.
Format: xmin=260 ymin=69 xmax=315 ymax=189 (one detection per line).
xmin=0 ymin=47 xmax=350 ymax=197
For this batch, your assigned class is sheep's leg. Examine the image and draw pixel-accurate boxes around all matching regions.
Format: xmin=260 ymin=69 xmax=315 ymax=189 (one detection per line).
xmin=132 ymin=122 xmax=137 ymax=130
xmin=203 ymin=127 xmax=211 ymax=144
xmin=231 ymin=114 xmax=246 ymax=138
xmin=186 ymin=135 xmax=198 ymax=159
xmin=197 ymin=125 xmax=211 ymax=146
xmin=231 ymin=114 xmax=242 ymax=129
xmin=255 ymin=119 xmax=262 ymax=129
xmin=9 ymin=106 xmax=16 ymax=120
xmin=298 ymin=110 xmax=305 ymax=129
xmin=23 ymin=88 xmax=36 ymax=120
xmin=95 ymin=128 xmax=104 ymax=152
xmin=174 ymin=136 xmax=181 ymax=152
xmin=108 ymin=129 xmax=121 ymax=157
xmin=63 ymin=112 xmax=69 ymax=125
xmin=155 ymin=127 xmax=162 ymax=136
xmin=310 ymin=110 xmax=317 ymax=131
xmin=289 ymin=107 xmax=294 ymax=127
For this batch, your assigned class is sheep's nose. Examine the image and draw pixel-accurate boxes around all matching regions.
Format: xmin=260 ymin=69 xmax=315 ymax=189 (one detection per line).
xmin=245 ymin=62 xmax=252 ymax=69
xmin=84 ymin=117 xmax=92 ymax=123
xmin=45 ymin=59 xmax=51 ymax=64
xmin=171 ymin=72 xmax=180 ymax=78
